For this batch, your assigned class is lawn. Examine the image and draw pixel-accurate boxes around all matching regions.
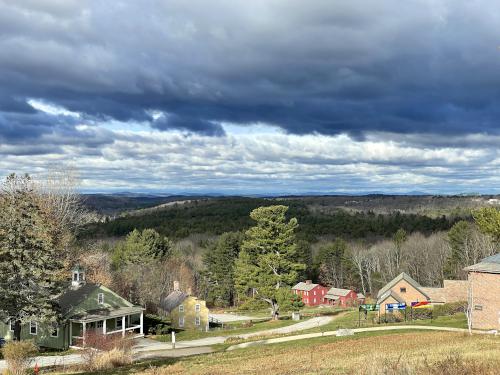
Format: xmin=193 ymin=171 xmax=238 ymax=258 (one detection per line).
xmin=153 ymin=318 xmax=299 ymax=341
xmin=299 ymin=308 xmax=468 ymax=334
xmin=54 ymin=330 xmax=500 ymax=375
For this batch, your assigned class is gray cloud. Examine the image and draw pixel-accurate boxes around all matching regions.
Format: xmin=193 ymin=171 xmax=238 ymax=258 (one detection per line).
xmin=0 ymin=1 xmax=499 ymax=192
xmin=2 ymin=0 xmax=500 ymax=139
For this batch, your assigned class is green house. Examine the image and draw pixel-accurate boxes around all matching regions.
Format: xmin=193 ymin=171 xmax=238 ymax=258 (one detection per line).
xmin=0 ymin=267 xmax=144 ymax=350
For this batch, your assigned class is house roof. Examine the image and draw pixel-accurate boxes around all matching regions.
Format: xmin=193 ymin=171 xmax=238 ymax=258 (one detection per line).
xmin=464 ymin=253 xmax=500 ymax=274
xmin=58 ymin=283 xmax=100 ymax=317
xmin=420 ymin=287 xmax=447 ymax=303
xmin=325 ymin=287 xmax=353 ymax=297
xmin=292 ymin=282 xmax=319 ymax=292
xmin=377 ymin=289 xmax=405 ymax=305
xmin=160 ymin=290 xmax=189 ymax=312
xmin=357 ymin=293 xmax=365 ymax=299
xmin=57 ymin=283 xmax=140 ymax=320
xmin=69 ymin=306 xmax=144 ymax=323
xmin=376 ymin=272 xmax=430 ymax=300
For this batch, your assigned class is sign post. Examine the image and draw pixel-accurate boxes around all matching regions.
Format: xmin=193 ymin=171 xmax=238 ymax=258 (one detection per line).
xmin=171 ymin=331 xmax=176 ymax=349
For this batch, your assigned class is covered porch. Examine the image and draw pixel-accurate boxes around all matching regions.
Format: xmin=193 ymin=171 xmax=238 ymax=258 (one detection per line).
xmin=69 ymin=307 xmax=144 ymax=347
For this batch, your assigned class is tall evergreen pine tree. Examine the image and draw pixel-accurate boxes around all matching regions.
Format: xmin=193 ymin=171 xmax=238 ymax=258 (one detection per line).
xmin=234 ymin=205 xmax=305 ymax=319
xmin=0 ymin=174 xmax=63 ymax=340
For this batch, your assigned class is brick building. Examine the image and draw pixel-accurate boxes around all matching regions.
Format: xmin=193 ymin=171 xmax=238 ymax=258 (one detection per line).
xmin=292 ymin=280 xmax=328 ymax=306
xmin=421 ymin=280 xmax=468 ymax=304
xmin=376 ymin=272 xmax=431 ymax=313
xmin=464 ymin=253 xmax=500 ymax=331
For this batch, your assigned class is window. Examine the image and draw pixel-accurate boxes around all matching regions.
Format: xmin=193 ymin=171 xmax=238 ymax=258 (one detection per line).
xmin=474 ymin=305 xmax=483 ymax=311
xmin=51 ymin=323 xmax=59 ymax=338
xmin=179 ymin=305 xmax=184 ymax=313
xmin=9 ymin=320 xmax=14 ymax=332
xmin=98 ymin=293 xmax=104 ymax=304
xmin=195 ymin=304 xmax=201 ymax=312
xmin=195 ymin=316 xmax=201 ymax=326
xmin=116 ymin=317 xmax=123 ymax=328
xmin=314 ymin=291 xmax=316 ymax=296
xmin=30 ymin=321 xmax=37 ymax=335
xmin=313 ymin=298 xmax=316 ymax=304
xmin=400 ymin=287 xmax=407 ymax=293
xmin=179 ymin=316 xmax=184 ymax=327
xmin=97 ymin=321 xmax=104 ymax=329
xmin=73 ymin=272 xmax=78 ymax=281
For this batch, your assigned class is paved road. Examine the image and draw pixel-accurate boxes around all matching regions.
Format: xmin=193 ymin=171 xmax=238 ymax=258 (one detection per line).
xmin=226 ymin=325 xmax=497 ymax=351
xmin=0 ymin=316 xmax=335 ymax=370
xmin=141 ymin=316 xmax=335 ymax=349
xmin=0 ymin=342 xmax=214 ymax=371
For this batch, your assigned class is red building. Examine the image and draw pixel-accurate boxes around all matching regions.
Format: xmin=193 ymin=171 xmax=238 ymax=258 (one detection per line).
xmin=291 ymin=280 xmax=329 ymax=306
xmin=323 ymin=287 xmax=360 ymax=307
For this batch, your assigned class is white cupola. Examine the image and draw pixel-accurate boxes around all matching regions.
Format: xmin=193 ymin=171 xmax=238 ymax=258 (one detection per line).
xmin=71 ymin=265 xmax=86 ymax=288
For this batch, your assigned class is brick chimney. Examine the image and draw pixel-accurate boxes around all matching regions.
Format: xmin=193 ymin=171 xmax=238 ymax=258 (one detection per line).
xmin=305 ymin=280 xmax=312 ymax=285
xmin=173 ymin=280 xmax=180 ymax=291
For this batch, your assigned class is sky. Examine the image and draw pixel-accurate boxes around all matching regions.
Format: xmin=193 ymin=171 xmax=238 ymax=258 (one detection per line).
xmin=1 ymin=0 xmax=499 ymax=195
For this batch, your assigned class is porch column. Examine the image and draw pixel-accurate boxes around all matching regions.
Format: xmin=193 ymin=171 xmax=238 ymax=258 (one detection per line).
xmin=102 ymin=319 xmax=106 ymax=335
xmin=69 ymin=322 xmax=73 ymax=346
xmin=139 ymin=312 xmax=144 ymax=335
xmin=82 ymin=322 xmax=86 ymax=347
xmin=122 ymin=316 xmax=126 ymax=337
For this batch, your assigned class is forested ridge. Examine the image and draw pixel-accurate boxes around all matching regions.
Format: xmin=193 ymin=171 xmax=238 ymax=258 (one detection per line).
xmin=82 ymin=197 xmax=457 ymax=241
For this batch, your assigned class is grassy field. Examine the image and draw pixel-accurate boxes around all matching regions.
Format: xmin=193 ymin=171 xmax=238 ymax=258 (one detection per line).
xmin=154 ymin=318 xmax=299 ymax=341
xmin=300 ymin=309 xmax=468 ymax=333
xmin=56 ymin=330 xmax=500 ymax=375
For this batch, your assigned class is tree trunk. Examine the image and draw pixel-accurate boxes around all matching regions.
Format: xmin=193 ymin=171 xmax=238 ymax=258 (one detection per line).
xmin=14 ymin=320 xmax=22 ymax=341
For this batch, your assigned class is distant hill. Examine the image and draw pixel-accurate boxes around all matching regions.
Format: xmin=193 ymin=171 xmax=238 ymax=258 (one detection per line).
xmin=79 ymin=195 xmax=481 ymax=242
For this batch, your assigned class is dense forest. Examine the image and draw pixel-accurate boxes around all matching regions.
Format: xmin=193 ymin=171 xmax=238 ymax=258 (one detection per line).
xmin=81 ymin=197 xmax=457 ymax=242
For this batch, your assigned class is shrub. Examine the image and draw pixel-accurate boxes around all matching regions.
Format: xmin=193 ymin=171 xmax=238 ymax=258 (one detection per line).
xmin=1 ymin=340 xmax=38 ymax=375
xmin=81 ymin=330 xmax=135 ymax=372
xmin=93 ymin=348 xmax=133 ymax=371
xmin=433 ymin=302 xmax=466 ymax=317
xmin=237 ymin=298 xmax=268 ymax=312
xmin=380 ymin=312 xmax=404 ymax=324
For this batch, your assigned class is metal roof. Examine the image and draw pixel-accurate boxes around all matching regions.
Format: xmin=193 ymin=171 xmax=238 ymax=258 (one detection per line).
xmin=160 ymin=290 xmax=188 ymax=312
xmin=325 ymin=287 xmax=353 ymax=297
xmin=292 ymin=282 xmax=319 ymax=292
xmin=58 ymin=283 xmax=100 ymax=317
xmin=464 ymin=253 xmax=500 ymax=274
xmin=376 ymin=272 xmax=430 ymax=300
xmin=69 ymin=306 xmax=144 ymax=323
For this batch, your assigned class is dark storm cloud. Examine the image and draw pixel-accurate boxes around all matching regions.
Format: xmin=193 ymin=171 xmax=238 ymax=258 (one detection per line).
xmin=2 ymin=0 xmax=500 ymax=140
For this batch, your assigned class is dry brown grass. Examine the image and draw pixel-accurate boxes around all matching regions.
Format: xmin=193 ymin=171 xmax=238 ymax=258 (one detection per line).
xmin=142 ymin=332 xmax=500 ymax=375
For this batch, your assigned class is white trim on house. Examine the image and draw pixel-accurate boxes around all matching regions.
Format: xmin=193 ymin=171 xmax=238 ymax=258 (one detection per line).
xmin=29 ymin=321 xmax=37 ymax=335
xmin=98 ymin=293 xmax=104 ymax=305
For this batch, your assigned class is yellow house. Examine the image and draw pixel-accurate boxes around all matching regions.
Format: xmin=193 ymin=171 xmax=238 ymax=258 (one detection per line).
xmin=377 ymin=272 xmax=430 ymax=313
xmin=161 ymin=285 xmax=209 ymax=331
